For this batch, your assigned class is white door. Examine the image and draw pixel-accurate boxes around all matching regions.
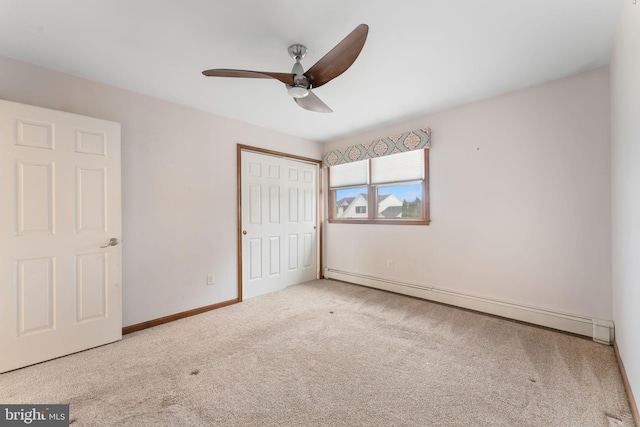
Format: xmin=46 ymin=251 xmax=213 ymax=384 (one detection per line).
xmin=0 ymin=99 xmax=122 ymax=373
xmin=240 ymin=150 xmax=318 ymax=300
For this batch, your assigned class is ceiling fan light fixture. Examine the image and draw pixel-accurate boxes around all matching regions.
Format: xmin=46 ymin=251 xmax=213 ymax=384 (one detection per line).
xmin=287 ymin=85 xmax=309 ymax=98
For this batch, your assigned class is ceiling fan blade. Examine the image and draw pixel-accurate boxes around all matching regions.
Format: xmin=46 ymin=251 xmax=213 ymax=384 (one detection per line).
xmin=294 ymin=90 xmax=333 ymax=113
xmin=304 ymin=24 xmax=368 ymax=89
xmin=202 ymin=69 xmax=295 ymax=86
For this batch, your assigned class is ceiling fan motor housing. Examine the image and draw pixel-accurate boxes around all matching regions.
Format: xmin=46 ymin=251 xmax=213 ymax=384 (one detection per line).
xmin=288 ymin=44 xmax=310 ymax=97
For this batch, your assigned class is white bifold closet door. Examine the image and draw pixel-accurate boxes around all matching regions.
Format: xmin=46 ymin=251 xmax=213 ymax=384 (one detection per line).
xmin=240 ymin=150 xmax=318 ymax=300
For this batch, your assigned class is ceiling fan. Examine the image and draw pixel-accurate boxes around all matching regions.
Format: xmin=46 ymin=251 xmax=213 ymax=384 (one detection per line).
xmin=202 ymin=24 xmax=369 ymax=113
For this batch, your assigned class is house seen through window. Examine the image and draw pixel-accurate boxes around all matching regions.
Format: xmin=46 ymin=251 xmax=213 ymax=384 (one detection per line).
xmin=328 ymin=149 xmax=429 ymax=225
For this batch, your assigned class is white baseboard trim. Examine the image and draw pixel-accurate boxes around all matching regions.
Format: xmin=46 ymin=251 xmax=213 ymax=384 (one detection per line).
xmin=324 ymin=268 xmax=614 ymax=345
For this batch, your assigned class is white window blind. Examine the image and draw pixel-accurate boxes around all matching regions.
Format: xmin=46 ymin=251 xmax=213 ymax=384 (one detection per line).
xmin=329 ymin=159 xmax=369 ymax=188
xmin=371 ymin=149 xmax=424 ymax=185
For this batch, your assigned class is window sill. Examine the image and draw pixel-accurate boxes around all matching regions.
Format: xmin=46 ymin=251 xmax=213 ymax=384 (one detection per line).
xmin=328 ymin=218 xmax=430 ymax=225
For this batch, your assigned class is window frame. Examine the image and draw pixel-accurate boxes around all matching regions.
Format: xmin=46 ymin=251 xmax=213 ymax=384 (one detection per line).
xmin=328 ymin=149 xmax=430 ymax=225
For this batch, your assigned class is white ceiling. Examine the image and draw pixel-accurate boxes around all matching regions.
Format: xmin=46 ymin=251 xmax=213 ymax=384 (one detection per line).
xmin=0 ymin=0 xmax=624 ymax=142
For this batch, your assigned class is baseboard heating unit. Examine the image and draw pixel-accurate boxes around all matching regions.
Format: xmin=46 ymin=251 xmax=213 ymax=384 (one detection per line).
xmin=324 ymin=268 xmax=614 ymax=345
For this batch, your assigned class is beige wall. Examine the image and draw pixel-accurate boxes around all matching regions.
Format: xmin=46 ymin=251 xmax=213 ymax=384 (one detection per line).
xmin=0 ymin=55 xmax=323 ymax=327
xmin=611 ymin=0 xmax=640 ymax=409
xmin=324 ymin=66 xmax=612 ymax=319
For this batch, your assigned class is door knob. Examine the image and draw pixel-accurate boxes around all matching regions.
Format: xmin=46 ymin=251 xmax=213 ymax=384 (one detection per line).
xmin=242 ymin=230 xmax=247 ymax=235
xmin=100 ymin=238 xmax=119 ymax=248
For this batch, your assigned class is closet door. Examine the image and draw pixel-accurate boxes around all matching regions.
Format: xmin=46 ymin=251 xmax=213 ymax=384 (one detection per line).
xmin=240 ymin=150 xmax=318 ymax=300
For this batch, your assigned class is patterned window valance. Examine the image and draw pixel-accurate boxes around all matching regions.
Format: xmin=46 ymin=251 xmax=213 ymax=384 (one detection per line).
xmin=323 ymin=127 xmax=431 ymax=167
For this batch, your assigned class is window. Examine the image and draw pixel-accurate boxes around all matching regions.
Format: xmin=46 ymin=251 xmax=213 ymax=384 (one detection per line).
xmin=328 ymin=149 xmax=429 ymax=225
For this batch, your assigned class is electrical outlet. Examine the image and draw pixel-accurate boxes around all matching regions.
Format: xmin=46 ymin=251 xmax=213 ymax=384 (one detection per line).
xmin=207 ymin=274 xmax=215 ymax=285
xmin=387 ymin=260 xmax=394 ymax=269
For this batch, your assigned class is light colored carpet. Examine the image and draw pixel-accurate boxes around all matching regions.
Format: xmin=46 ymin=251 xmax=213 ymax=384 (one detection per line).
xmin=0 ymin=279 xmax=634 ymax=426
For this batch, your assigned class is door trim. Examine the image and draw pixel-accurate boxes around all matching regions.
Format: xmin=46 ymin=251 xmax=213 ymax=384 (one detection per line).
xmin=236 ymin=144 xmax=323 ymax=302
